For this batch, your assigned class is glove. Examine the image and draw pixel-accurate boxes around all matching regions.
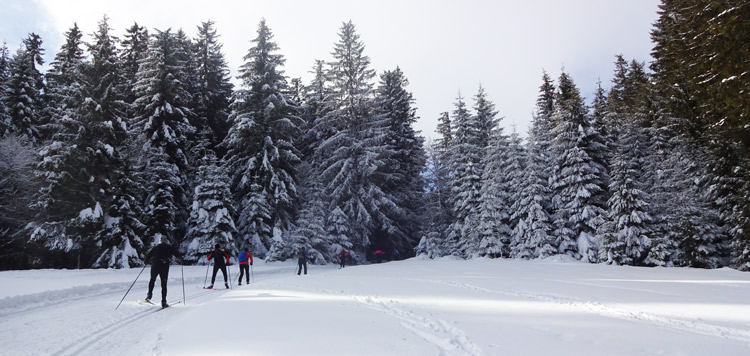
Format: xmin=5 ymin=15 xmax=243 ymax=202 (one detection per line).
xmin=250 ymin=263 xmax=253 ymax=266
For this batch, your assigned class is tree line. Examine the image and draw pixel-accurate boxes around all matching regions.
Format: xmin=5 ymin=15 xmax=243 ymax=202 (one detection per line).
xmin=1 ymin=0 xmax=748 ymax=271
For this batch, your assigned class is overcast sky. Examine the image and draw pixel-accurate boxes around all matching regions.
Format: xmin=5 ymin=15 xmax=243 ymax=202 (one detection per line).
xmin=2 ymin=0 xmax=660 ymax=140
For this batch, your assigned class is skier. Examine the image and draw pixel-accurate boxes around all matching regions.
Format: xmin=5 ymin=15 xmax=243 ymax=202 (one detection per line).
xmin=237 ymin=248 xmax=253 ymax=285
xmin=207 ymin=244 xmax=231 ymax=289
xmin=296 ymin=250 xmax=308 ymax=275
xmin=144 ymin=234 xmax=182 ymax=308
xmin=338 ymin=248 xmax=349 ymax=268
xmin=374 ymin=249 xmax=386 ymax=263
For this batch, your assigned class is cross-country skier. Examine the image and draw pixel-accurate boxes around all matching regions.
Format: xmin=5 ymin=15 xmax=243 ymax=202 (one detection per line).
xmin=207 ymin=244 xmax=231 ymax=289
xmin=338 ymin=248 xmax=349 ymax=268
xmin=296 ymin=250 xmax=308 ymax=275
xmin=144 ymin=234 xmax=182 ymax=308
xmin=237 ymin=248 xmax=253 ymax=285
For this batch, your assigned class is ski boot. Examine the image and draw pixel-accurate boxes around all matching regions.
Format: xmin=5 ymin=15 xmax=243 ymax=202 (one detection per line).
xmin=225 ymin=282 xmax=229 ymax=289
xmin=161 ymin=300 xmax=169 ymax=308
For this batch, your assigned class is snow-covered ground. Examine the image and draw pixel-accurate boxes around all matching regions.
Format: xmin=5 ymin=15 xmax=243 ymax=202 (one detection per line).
xmin=2 ymin=257 xmax=750 ymax=356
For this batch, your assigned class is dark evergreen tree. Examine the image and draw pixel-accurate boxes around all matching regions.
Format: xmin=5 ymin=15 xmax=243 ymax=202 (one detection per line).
xmin=314 ymin=21 xmax=398 ymax=260
xmin=121 ymin=22 xmax=149 ymax=115
xmin=132 ymin=28 xmax=196 ymax=245
xmin=194 ymin=20 xmax=233 ymax=154
xmin=549 ymin=72 xmax=607 ymax=262
xmin=476 ymin=87 xmax=510 ymax=258
xmin=183 ymin=153 xmax=237 ymax=264
xmin=5 ymin=33 xmax=45 ymax=142
xmin=373 ymin=67 xmax=426 ymax=257
xmin=223 ymin=19 xmax=301 ymax=258
xmin=447 ymin=93 xmax=483 ymax=257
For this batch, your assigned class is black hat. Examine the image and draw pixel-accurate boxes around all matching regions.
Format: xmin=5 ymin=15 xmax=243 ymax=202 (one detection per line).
xmin=214 ymin=243 xmax=221 ymax=249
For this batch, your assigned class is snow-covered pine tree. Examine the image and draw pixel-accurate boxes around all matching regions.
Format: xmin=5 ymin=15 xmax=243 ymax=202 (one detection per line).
xmin=326 ymin=206 xmax=354 ymax=262
xmin=511 ymin=117 xmax=555 ymax=259
xmin=132 ymin=28 xmax=196 ymax=245
xmin=30 ymin=22 xmax=125 ymax=268
xmin=183 ymin=153 xmax=237 ymax=264
xmin=314 ymin=21 xmax=399 ymax=260
xmin=223 ymin=19 xmax=301 ymax=258
xmin=142 ymin=149 xmax=181 ymax=247
xmin=549 ymin=72 xmax=606 ymax=262
xmin=373 ymin=67 xmax=426 ymax=257
xmin=475 ymin=87 xmax=511 ymax=258
xmin=502 ymin=130 xmax=527 ymax=256
xmin=193 ymin=20 xmax=233 ymax=154
xmin=418 ymin=139 xmax=453 ymax=258
xmin=0 ymin=42 xmax=11 ymax=134
xmin=447 ymin=93 xmax=484 ymax=257
xmin=5 ymin=33 xmax=45 ymax=143
xmin=599 ymin=117 xmax=653 ymax=266
xmin=510 ymin=74 xmax=556 ymax=260
xmin=0 ymin=135 xmax=37 ymax=268
xmin=83 ymin=17 xmax=141 ymax=268
xmin=44 ymin=23 xmax=84 ymax=135
xmin=121 ymin=22 xmax=149 ymax=117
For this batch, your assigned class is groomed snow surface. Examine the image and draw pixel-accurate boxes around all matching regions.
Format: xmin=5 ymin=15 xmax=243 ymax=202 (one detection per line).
xmin=2 ymin=257 xmax=749 ymax=356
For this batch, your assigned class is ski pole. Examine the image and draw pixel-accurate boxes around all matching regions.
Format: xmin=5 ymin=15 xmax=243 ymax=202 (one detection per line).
xmin=116 ymin=264 xmax=147 ymax=310
xmin=203 ymin=258 xmax=210 ymax=288
xmin=250 ymin=264 xmax=254 ymax=283
xmin=181 ymin=263 xmax=186 ymax=305
xmin=227 ymin=263 xmax=232 ymax=289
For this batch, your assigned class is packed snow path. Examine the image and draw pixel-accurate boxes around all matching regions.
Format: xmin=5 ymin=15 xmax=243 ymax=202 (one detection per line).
xmin=2 ymin=258 xmax=750 ymax=355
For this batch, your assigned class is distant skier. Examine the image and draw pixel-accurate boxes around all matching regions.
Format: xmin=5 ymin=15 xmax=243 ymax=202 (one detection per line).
xmin=237 ymin=248 xmax=253 ymax=285
xmin=296 ymin=250 xmax=308 ymax=275
xmin=144 ymin=235 xmax=182 ymax=308
xmin=374 ymin=249 xmax=386 ymax=263
xmin=207 ymin=244 xmax=231 ymax=289
xmin=338 ymin=248 xmax=350 ymax=268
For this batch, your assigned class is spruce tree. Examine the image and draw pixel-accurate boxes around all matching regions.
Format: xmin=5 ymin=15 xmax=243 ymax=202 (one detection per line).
xmin=373 ymin=67 xmax=426 ymax=256
xmin=121 ymin=23 xmax=149 ymax=115
xmin=475 ymin=87 xmax=510 ymax=258
xmin=314 ymin=21 xmax=398 ymax=259
xmin=183 ymin=153 xmax=237 ymax=264
xmin=132 ymin=28 xmax=196 ymax=246
xmin=223 ymin=19 xmax=301 ymax=258
xmin=447 ymin=94 xmax=483 ymax=257
xmin=549 ymin=72 xmax=606 ymax=261
xmin=194 ymin=20 xmax=233 ymax=154
xmin=5 ymin=33 xmax=45 ymax=143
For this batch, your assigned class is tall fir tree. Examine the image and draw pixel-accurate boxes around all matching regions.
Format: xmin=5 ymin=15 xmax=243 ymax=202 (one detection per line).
xmin=313 ymin=21 xmax=399 ymax=260
xmin=121 ymin=22 xmax=149 ymax=116
xmin=132 ymin=28 xmax=196 ymax=246
xmin=193 ymin=20 xmax=234 ymax=155
xmin=447 ymin=93 xmax=484 ymax=257
xmin=5 ymin=33 xmax=45 ymax=143
xmin=373 ymin=67 xmax=426 ymax=257
xmin=475 ymin=87 xmax=511 ymax=258
xmin=223 ymin=19 xmax=301 ymax=258
xmin=183 ymin=153 xmax=237 ymax=264
xmin=549 ymin=72 xmax=607 ymax=262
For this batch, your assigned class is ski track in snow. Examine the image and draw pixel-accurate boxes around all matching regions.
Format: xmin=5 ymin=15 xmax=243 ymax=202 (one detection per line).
xmin=420 ymin=278 xmax=750 ymax=344
xmin=268 ymin=281 xmax=488 ymax=356
xmin=351 ymin=294 xmax=488 ymax=356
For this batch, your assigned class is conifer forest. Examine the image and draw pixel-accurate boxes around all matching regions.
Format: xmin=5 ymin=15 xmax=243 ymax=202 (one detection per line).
xmin=1 ymin=1 xmax=748 ymax=271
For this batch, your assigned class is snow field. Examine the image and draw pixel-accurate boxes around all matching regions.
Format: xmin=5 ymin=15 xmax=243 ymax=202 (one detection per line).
xmin=2 ymin=258 xmax=750 ymax=355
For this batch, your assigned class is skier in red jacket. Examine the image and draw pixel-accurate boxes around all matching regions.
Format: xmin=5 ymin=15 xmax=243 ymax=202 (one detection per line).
xmin=207 ymin=244 xmax=230 ymax=289
xmin=237 ymin=248 xmax=253 ymax=285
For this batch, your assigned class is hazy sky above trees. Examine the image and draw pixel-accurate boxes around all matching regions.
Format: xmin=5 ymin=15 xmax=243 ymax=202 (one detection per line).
xmin=1 ymin=0 xmax=659 ymax=139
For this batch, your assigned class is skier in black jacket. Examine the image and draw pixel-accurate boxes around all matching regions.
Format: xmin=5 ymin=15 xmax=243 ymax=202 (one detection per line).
xmin=144 ymin=235 xmax=182 ymax=308
xmin=207 ymin=244 xmax=231 ymax=289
